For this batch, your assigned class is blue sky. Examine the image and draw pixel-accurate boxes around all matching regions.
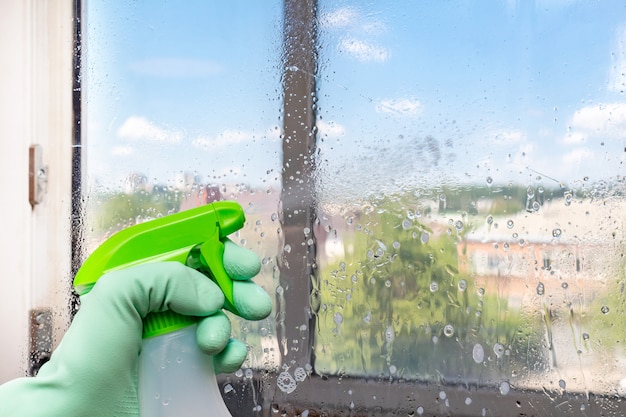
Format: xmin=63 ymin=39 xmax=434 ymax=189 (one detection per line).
xmin=86 ymin=0 xmax=626 ymax=197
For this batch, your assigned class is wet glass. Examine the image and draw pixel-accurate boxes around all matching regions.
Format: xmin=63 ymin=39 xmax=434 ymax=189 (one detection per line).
xmin=83 ymin=0 xmax=626 ymax=415
xmin=314 ymin=0 xmax=626 ymax=402
xmin=83 ymin=0 xmax=284 ymax=387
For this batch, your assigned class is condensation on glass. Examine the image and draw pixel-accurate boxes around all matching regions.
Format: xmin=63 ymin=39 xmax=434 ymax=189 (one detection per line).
xmin=83 ymin=0 xmax=626 ymax=416
xmin=82 ymin=0 xmax=284 ymax=404
xmin=310 ymin=0 xmax=626 ymax=414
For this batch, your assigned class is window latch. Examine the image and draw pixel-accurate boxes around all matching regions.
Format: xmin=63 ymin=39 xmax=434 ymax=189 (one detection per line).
xmin=29 ymin=144 xmax=48 ymax=207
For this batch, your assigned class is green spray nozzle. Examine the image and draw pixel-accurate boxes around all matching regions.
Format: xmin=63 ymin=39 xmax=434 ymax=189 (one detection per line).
xmin=74 ymin=201 xmax=246 ymax=337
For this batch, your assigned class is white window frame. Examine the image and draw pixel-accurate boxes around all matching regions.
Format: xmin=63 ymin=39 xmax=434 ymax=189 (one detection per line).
xmin=0 ymin=0 xmax=75 ymax=381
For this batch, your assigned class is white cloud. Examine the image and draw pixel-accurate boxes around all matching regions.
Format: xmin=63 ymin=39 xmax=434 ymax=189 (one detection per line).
xmin=339 ymin=38 xmax=389 ymax=62
xmin=110 ymin=145 xmax=134 ymax=157
xmin=321 ymin=7 xmax=389 ymax=62
xmin=567 ymin=102 xmax=626 ymax=141
xmin=376 ymin=98 xmax=423 ymax=116
xmin=117 ymin=116 xmax=183 ymax=143
xmin=317 ymin=120 xmax=346 ymax=138
xmin=192 ymin=129 xmax=251 ymax=150
xmin=319 ymin=7 xmax=358 ymax=28
xmin=609 ymin=25 xmax=626 ymax=92
xmin=191 ymin=126 xmax=281 ymax=151
xmin=562 ymin=148 xmax=594 ymax=166
xmin=128 ymin=58 xmax=222 ymax=78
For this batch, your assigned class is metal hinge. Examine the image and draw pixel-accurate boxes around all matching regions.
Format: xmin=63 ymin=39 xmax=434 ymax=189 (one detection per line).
xmin=29 ymin=308 xmax=53 ymax=376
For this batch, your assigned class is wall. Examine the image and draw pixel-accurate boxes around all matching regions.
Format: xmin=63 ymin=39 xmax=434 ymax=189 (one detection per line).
xmin=0 ymin=0 xmax=74 ymax=382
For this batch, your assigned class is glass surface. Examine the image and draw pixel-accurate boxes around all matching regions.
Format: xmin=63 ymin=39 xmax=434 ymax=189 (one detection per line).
xmin=83 ymin=0 xmax=283 ymax=380
xmin=83 ymin=0 xmax=626 ymax=414
xmin=313 ymin=0 xmax=626 ymax=398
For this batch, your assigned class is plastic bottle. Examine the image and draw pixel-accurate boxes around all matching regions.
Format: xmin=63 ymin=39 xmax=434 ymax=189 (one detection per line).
xmin=74 ymin=201 xmax=247 ymax=417
xmin=139 ymin=326 xmax=232 ymax=416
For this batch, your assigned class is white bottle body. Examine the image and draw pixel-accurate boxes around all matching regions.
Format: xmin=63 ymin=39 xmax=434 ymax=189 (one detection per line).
xmin=139 ymin=325 xmax=232 ymax=417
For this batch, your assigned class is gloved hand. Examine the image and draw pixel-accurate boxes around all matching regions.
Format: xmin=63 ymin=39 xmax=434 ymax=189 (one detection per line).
xmin=0 ymin=239 xmax=272 ymax=417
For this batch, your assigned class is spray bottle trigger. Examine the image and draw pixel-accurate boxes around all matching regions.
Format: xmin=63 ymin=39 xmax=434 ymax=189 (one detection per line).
xmin=199 ymin=239 xmax=237 ymax=314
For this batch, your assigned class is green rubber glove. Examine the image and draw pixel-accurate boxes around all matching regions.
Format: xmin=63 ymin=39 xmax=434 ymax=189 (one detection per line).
xmin=0 ymin=240 xmax=272 ymax=417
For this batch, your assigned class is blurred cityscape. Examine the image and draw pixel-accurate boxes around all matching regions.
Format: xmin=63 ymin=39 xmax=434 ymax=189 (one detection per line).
xmin=88 ymin=172 xmax=626 ymax=395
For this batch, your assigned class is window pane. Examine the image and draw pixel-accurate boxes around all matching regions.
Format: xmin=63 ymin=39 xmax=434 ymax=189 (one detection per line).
xmin=83 ymin=0 xmax=282 ymax=376
xmin=314 ymin=0 xmax=626 ymax=399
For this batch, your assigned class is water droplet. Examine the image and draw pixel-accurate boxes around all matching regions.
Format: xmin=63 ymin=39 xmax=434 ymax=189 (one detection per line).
xmin=559 ymin=379 xmax=566 ymax=390
xmin=430 ymin=281 xmax=439 ymax=292
xmin=284 ymin=244 xmax=292 ymax=253
xmin=277 ymin=371 xmax=297 ymax=394
xmin=499 ymin=381 xmax=510 ymax=395
xmin=486 ymin=215 xmax=493 ymax=225
xmin=561 ymin=282 xmax=568 ymax=289
xmin=443 ymin=324 xmax=454 ymax=337
xmin=389 ymin=365 xmax=397 ymax=374
xmin=223 ymin=383 xmax=234 ymax=394
xmin=385 ymin=326 xmax=395 ymax=343
xmin=507 ymin=220 xmax=514 ymax=229
xmin=363 ymin=311 xmax=372 ymax=323
xmin=564 ymin=192 xmax=573 ymax=206
xmin=334 ymin=312 xmax=343 ymax=325
xmin=455 ymin=220 xmax=464 ymax=231
xmin=351 ymin=274 xmax=358 ymax=283
xmin=294 ymin=367 xmax=307 ymax=382
xmin=393 ymin=241 xmax=401 ymax=249
xmin=271 ymin=213 xmax=278 ymax=221
xmin=552 ymin=228 xmax=562 ymax=238
xmin=385 ymin=280 xmax=391 ymax=288
xmin=536 ymin=282 xmax=545 ymax=296
xmin=582 ymin=332 xmax=590 ymax=340
xmin=458 ymin=279 xmax=467 ymax=291
xmin=526 ymin=186 xmax=535 ymax=199
xmin=486 ymin=176 xmax=493 ymax=185
xmin=601 ymin=305 xmax=610 ymax=314
xmin=532 ymin=201 xmax=541 ymax=211
xmin=162 ymin=399 xmax=170 ymax=406
xmin=439 ymin=391 xmax=447 ymax=400
xmin=417 ymin=406 xmax=424 ymax=415
xmin=420 ymin=232 xmax=429 ymax=244
xmin=465 ymin=397 xmax=472 ymax=405
xmin=439 ymin=194 xmax=447 ymax=202
xmin=493 ymin=343 xmax=505 ymax=358
xmin=472 ymin=343 xmax=485 ymax=364
xmin=402 ymin=219 xmax=412 ymax=230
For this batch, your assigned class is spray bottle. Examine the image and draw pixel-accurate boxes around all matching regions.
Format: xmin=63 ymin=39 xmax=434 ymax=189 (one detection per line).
xmin=74 ymin=201 xmax=247 ymax=416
